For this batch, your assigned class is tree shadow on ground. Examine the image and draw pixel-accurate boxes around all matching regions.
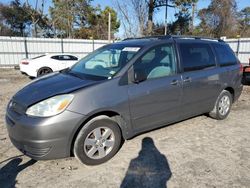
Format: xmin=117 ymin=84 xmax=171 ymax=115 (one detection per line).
xmin=120 ymin=137 xmax=172 ymax=188
xmin=0 ymin=157 xmax=37 ymax=187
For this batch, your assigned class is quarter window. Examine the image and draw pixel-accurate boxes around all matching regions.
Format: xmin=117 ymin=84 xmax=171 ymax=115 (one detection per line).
xmin=179 ymin=43 xmax=216 ymax=72
xmin=212 ymin=44 xmax=238 ymax=66
xmin=69 ymin=55 xmax=78 ymax=60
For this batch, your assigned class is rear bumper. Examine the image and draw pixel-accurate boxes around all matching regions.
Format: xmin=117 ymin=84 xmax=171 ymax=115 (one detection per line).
xmin=19 ymin=64 xmax=37 ymax=77
xmin=5 ymin=109 xmax=86 ymax=160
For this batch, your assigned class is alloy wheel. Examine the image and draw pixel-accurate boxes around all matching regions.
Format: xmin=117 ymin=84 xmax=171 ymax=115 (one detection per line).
xmin=83 ymin=127 xmax=115 ymax=159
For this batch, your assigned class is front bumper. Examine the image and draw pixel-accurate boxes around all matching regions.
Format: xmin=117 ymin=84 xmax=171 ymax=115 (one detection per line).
xmin=5 ymin=108 xmax=86 ymax=160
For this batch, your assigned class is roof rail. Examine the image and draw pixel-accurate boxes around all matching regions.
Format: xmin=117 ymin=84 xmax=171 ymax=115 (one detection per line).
xmin=123 ymin=35 xmax=224 ymax=42
xmin=170 ymin=35 xmax=225 ymax=42
xmin=122 ymin=35 xmax=172 ymax=41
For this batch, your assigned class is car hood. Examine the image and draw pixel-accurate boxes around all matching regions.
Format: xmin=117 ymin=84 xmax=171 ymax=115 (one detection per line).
xmin=12 ymin=72 xmax=99 ymax=107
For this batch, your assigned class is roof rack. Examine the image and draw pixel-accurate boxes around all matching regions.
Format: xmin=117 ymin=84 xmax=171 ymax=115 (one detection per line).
xmin=123 ymin=35 xmax=224 ymax=43
xmin=171 ymin=35 xmax=225 ymax=42
xmin=122 ymin=35 xmax=170 ymax=41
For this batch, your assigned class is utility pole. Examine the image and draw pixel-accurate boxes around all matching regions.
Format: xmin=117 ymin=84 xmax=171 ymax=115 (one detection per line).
xmin=164 ymin=0 xmax=168 ymax=35
xmin=149 ymin=0 xmax=174 ymax=36
xmin=190 ymin=2 xmax=196 ymax=33
xmin=108 ymin=12 xmax=111 ymax=42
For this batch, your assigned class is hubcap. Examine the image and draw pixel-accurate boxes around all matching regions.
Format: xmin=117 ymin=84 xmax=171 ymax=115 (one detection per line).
xmin=84 ymin=127 xmax=115 ymax=159
xmin=40 ymin=69 xmax=51 ymax=75
xmin=218 ymin=95 xmax=230 ymax=116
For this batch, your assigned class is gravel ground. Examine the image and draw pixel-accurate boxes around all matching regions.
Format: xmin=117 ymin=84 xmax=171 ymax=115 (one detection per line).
xmin=0 ymin=69 xmax=250 ymax=188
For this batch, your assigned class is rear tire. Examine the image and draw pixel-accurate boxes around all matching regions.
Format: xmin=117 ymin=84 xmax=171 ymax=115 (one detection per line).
xmin=73 ymin=115 xmax=122 ymax=165
xmin=209 ymin=90 xmax=232 ymax=120
xmin=37 ymin=67 xmax=53 ymax=77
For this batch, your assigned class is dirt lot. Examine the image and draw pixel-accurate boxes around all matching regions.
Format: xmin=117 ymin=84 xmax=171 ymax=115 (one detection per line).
xmin=0 ymin=69 xmax=250 ymax=188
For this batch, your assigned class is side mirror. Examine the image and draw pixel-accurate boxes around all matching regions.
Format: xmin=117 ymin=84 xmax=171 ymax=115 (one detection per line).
xmin=133 ymin=69 xmax=147 ymax=83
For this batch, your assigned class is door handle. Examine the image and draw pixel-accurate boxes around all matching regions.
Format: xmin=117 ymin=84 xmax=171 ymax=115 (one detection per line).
xmin=183 ymin=77 xmax=192 ymax=83
xmin=171 ymin=80 xmax=179 ymax=85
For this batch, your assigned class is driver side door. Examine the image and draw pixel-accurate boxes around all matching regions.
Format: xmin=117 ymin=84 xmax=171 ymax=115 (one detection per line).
xmin=128 ymin=43 xmax=182 ymax=133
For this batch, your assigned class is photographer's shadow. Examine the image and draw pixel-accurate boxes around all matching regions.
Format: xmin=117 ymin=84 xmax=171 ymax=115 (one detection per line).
xmin=121 ymin=137 xmax=172 ymax=188
xmin=0 ymin=157 xmax=36 ymax=187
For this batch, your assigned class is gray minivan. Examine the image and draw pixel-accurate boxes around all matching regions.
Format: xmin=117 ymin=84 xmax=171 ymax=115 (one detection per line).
xmin=6 ymin=36 xmax=243 ymax=165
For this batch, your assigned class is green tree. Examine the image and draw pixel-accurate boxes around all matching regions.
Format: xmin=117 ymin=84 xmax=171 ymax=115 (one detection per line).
xmin=50 ymin=0 xmax=94 ymax=38
xmin=0 ymin=0 xmax=32 ymax=36
xmin=197 ymin=0 xmax=238 ymax=37
xmin=93 ymin=6 xmax=120 ymax=39
xmin=238 ymin=7 xmax=250 ymax=37
xmin=50 ymin=0 xmax=76 ymax=38
xmin=0 ymin=0 xmax=51 ymax=37
xmin=147 ymin=0 xmax=198 ymax=35
xmin=50 ymin=0 xmax=120 ymax=39
xmin=25 ymin=0 xmax=51 ymax=37
xmin=75 ymin=6 xmax=120 ymax=39
xmin=168 ymin=12 xmax=190 ymax=35
xmin=0 ymin=15 xmax=16 ymax=36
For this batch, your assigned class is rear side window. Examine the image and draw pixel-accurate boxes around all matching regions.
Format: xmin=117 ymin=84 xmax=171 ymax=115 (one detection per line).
xmin=179 ymin=43 xmax=216 ymax=72
xmin=51 ymin=55 xmax=78 ymax=61
xmin=61 ymin=55 xmax=71 ymax=60
xmin=69 ymin=55 xmax=78 ymax=60
xmin=51 ymin=55 xmax=60 ymax=60
xmin=212 ymin=44 xmax=238 ymax=66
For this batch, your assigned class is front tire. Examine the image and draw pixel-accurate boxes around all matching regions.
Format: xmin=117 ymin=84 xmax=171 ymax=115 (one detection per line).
xmin=73 ymin=116 xmax=122 ymax=165
xmin=209 ymin=90 xmax=232 ymax=120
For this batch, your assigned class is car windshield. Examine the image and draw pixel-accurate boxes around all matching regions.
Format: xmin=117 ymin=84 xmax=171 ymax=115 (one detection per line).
xmin=69 ymin=44 xmax=141 ymax=78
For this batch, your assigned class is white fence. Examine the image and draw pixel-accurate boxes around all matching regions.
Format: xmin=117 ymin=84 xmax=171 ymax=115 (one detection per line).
xmin=0 ymin=36 xmax=249 ymax=67
xmin=0 ymin=36 xmax=110 ymax=67
xmin=225 ymin=38 xmax=250 ymax=65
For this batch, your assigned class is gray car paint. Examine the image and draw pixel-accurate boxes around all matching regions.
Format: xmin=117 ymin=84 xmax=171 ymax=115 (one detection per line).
xmin=13 ymin=71 xmax=99 ymax=107
xmin=5 ymin=38 xmax=243 ymax=160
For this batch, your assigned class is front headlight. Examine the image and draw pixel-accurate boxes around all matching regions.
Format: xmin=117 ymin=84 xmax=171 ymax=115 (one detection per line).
xmin=26 ymin=94 xmax=74 ymax=117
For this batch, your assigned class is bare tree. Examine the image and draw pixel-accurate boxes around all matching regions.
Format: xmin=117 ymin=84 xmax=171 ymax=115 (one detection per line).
xmin=198 ymin=0 xmax=239 ymax=37
xmin=25 ymin=0 xmax=45 ymax=37
xmin=131 ymin=0 xmax=148 ymax=36
xmin=114 ymin=0 xmax=148 ymax=38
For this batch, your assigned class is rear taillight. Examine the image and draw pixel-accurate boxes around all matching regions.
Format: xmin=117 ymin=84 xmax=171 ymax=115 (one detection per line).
xmin=244 ymin=66 xmax=250 ymax=73
xmin=21 ymin=61 xmax=29 ymax=65
xmin=240 ymin=63 xmax=243 ymax=73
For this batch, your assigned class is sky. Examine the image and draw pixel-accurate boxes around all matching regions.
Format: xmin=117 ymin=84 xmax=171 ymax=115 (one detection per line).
xmin=91 ymin=0 xmax=250 ymax=24
xmin=1 ymin=0 xmax=250 ymax=37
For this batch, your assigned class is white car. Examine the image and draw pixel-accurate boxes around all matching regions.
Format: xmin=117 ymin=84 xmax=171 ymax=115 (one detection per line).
xmin=19 ymin=53 xmax=79 ymax=77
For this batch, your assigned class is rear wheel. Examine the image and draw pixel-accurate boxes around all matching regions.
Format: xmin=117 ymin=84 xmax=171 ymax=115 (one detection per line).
xmin=73 ymin=115 xmax=122 ymax=165
xmin=209 ymin=90 xmax=232 ymax=120
xmin=37 ymin=67 xmax=52 ymax=77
